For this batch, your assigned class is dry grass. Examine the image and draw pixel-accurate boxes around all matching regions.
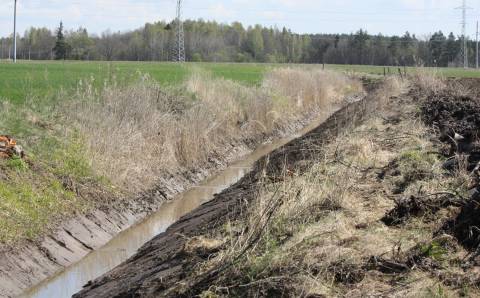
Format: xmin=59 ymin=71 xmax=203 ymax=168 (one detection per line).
xmin=193 ymin=78 xmax=477 ymax=297
xmin=413 ymin=68 xmax=447 ymax=93
xmin=64 ymin=68 xmax=362 ymax=193
xmin=412 ymin=68 xmax=473 ymax=99
xmin=262 ymin=68 xmax=363 ymax=109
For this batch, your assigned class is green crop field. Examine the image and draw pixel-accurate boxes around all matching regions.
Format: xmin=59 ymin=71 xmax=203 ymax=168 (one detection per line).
xmin=1 ymin=60 xmax=480 ymax=104
xmin=0 ymin=61 xmax=269 ymax=104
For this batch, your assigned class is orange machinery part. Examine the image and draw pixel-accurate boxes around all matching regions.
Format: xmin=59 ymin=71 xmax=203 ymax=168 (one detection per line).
xmin=0 ymin=136 xmax=17 ymax=158
xmin=0 ymin=136 xmax=16 ymax=147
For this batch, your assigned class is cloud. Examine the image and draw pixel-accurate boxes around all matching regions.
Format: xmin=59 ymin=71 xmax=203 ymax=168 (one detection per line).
xmin=400 ymin=0 xmax=460 ymax=10
xmin=209 ymin=3 xmax=235 ymax=18
xmin=0 ymin=0 xmax=473 ymax=38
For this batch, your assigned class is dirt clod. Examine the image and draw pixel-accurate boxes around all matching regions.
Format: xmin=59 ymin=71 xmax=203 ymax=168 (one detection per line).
xmin=382 ymin=194 xmax=463 ymax=226
xmin=328 ymin=261 xmax=366 ymax=285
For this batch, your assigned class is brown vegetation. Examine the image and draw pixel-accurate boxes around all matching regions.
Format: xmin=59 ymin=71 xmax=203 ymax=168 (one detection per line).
xmin=76 ymin=75 xmax=480 ymax=298
xmin=191 ymin=77 xmax=480 ymax=297
xmin=64 ymin=68 xmax=362 ymax=192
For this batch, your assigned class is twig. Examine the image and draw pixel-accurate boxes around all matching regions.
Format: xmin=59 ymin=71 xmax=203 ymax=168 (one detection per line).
xmin=417 ymin=191 xmax=466 ymax=201
xmin=237 ymin=276 xmax=289 ymax=288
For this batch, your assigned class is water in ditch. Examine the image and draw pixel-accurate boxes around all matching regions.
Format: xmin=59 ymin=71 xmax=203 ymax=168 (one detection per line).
xmin=22 ymin=112 xmax=333 ymax=298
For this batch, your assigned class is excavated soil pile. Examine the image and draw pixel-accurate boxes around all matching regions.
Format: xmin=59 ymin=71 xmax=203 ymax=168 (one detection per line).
xmin=422 ymin=91 xmax=480 ymax=145
xmin=421 ymin=89 xmax=480 ymax=251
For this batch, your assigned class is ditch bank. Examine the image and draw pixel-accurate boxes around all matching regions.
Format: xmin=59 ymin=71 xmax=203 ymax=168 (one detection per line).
xmin=73 ymin=83 xmax=381 ymax=298
xmin=0 ymin=92 xmax=365 ymax=298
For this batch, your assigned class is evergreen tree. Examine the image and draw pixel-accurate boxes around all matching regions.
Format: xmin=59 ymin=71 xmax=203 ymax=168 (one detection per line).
xmin=429 ymin=31 xmax=447 ymax=66
xmin=351 ymin=29 xmax=369 ymax=64
xmin=443 ymin=32 xmax=460 ymax=66
xmin=387 ymin=36 xmax=401 ymax=65
xmin=400 ymin=32 xmax=416 ymax=65
xmin=53 ymin=21 xmax=70 ymax=60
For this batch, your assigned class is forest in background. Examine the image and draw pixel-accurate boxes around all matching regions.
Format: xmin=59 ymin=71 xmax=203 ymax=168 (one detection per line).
xmin=0 ymin=19 xmax=476 ymax=67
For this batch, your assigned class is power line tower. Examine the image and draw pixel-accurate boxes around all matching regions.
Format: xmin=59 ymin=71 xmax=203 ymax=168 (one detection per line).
xmin=13 ymin=0 xmax=17 ymax=63
xmin=476 ymin=20 xmax=479 ymax=69
xmin=172 ymin=0 xmax=185 ymax=62
xmin=456 ymin=0 xmax=471 ymax=68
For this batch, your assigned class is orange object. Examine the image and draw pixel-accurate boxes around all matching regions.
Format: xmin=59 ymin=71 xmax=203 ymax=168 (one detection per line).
xmin=0 ymin=135 xmax=22 ymax=159
xmin=0 ymin=136 xmax=16 ymax=146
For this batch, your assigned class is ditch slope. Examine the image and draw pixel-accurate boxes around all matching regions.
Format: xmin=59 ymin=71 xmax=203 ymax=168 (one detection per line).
xmin=1 ymin=83 xmax=366 ymax=298
xmin=74 ymin=81 xmax=380 ymax=297
xmin=76 ymin=78 xmax=480 ymax=297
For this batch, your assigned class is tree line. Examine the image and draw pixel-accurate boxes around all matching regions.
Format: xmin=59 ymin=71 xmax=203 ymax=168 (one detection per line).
xmin=0 ymin=19 xmax=476 ymax=67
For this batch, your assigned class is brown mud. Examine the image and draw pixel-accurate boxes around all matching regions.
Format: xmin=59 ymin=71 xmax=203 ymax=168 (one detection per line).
xmin=73 ymin=88 xmax=379 ymax=298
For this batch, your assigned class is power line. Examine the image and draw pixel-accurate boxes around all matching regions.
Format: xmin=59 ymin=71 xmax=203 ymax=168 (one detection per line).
xmin=476 ymin=20 xmax=479 ymax=69
xmin=456 ymin=0 xmax=472 ymax=68
xmin=172 ymin=0 xmax=185 ymax=62
xmin=13 ymin=0 xmax=17 ymax=63
xmin=4 ymin=1 xmax=480 ymax=41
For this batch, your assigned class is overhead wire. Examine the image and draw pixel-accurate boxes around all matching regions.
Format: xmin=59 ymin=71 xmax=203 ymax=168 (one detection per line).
xmin=3 ymin=0 xmax=479 ymax=39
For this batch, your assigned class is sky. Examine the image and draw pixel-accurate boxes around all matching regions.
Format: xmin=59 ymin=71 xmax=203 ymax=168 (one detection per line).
xmin=1 ymin=0 xmax=480 ymax=39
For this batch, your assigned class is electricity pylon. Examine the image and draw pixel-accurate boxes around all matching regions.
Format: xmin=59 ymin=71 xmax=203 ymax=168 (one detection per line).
xmin=456 ymin=0 xmax=472 ymax=68
xmin=172 ymin=0 xmax=185 ymax=62
xmin=13 ymin=0 xmax=17 ymax=63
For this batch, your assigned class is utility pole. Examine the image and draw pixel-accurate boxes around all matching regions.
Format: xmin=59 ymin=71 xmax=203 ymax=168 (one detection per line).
xmin=476 ymin=21 xmax=479 ymax=69
xmin=457 ymin=0 xmax=471 ymax=68
xmin=13 ymin=0 xmax=17 ymax=63
xmin=172 ymin=0 xmax=185 ymax=62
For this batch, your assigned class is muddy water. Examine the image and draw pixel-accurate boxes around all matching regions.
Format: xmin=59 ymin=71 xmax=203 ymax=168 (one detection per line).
xmin=21 ymin=112 xmax=332 ymax=298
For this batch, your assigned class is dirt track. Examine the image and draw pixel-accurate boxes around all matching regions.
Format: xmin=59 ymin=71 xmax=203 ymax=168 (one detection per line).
xmin=74 ymin=87 xmax=379 ymax=298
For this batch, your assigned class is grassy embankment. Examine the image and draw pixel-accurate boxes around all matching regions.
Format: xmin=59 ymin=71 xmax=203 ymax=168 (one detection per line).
xmin=0 ymin=63 xmax=361 ymax=246
xmin=163 ymin=75 xmax=480 ymax=297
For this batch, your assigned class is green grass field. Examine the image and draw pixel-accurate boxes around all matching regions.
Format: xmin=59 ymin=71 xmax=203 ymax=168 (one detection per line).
xmin=2 ymin=60 xmax=479 ymax=104
xmin=0 ymin=61 xmax=269 ymax=104
xmin=326 ymin=64 xmax=480 ymax=78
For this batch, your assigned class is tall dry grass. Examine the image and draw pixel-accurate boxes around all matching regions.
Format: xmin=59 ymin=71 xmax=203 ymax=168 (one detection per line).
xmin=262 ymin=68 xmax=363 ymax=109
xmin=412 ymin=68 xmax=447 ymax=93
xmin=63 ymin=68 xmax=362 ymax=192
xmin=200 ymin=81 xmax=467 ymax=297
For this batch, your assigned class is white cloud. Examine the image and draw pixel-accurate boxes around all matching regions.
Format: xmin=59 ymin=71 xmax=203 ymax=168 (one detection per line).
xmin=209 ymin=3 xmax=235 ymax=18
xmin=0 ymin=0 xmax=473 ymax=37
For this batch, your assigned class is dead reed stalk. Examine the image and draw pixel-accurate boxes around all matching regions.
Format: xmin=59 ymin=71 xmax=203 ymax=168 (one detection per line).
xmin=63 ymin=68 xmax=362 ymax=193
